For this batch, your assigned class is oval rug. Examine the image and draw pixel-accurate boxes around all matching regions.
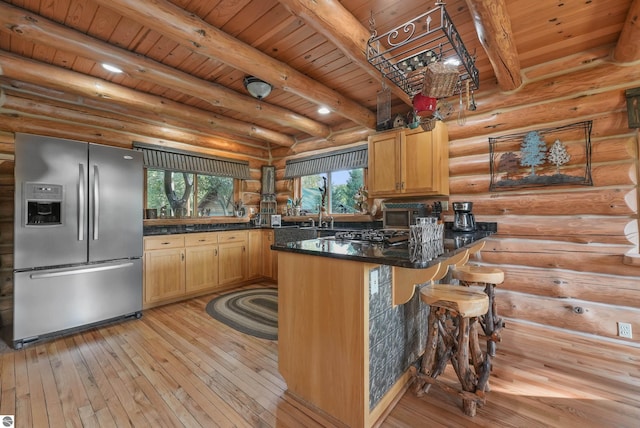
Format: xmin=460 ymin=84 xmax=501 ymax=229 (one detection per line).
xmin=205 ymin=288 xmax=278 ymax=340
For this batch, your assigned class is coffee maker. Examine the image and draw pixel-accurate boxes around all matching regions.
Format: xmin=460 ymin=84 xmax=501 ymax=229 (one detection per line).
xmin=452 ymin=201 xmax=476 ymax=232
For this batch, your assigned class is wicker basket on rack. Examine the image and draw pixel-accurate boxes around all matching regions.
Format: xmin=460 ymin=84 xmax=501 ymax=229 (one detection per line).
xmin=421 ymin=62 xmax=459 ymax=98
xmin=420 ymin=117 xmax=437 ymax=131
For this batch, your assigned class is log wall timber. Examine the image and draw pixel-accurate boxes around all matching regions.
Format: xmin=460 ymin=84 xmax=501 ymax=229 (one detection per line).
xmin=0 ymin=160 xmax=13 ymax=331
xmin=444 ymin=53 xmax=640 ymax=345
xmin=0 ymin=51 xmax=295 ymax=147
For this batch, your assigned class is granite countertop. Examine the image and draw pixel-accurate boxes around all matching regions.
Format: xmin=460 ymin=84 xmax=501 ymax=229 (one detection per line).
xmin=271 ymin=228 xmax=495 ymax=269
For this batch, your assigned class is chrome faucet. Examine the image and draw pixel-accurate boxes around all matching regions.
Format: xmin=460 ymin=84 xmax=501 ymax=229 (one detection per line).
xmin=329 ymin=216 xmax=335 ymax=229
xmin=308 ymin=218 xmax=315 ymax=227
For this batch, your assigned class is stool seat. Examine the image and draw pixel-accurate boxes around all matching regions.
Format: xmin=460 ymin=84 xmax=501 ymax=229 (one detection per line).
xmin=452 ymin=264 xmax=505 ymax=357
xmin=420 ymin=284 xmax=489 ymax=317
xmin=453 ymin=265 xmax=504 ymax=284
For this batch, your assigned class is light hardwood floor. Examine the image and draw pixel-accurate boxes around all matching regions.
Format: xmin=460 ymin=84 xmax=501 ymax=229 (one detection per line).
xmin=1 ymin=282 xmax=639 ymax=427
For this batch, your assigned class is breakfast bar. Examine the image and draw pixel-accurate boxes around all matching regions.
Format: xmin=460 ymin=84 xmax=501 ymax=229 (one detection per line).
xmin=272 ymin=228 xmax=493 ymax=427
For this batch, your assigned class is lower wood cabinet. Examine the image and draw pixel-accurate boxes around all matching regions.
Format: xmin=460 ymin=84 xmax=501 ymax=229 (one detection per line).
xmin=143 ymin=235 xmax=186 ymax=305
xmin=218 ymin=231 xmax=247 ymax=285
xmin=262 ymin=230 xmax=277 ymax=281
xmin=248 ymin=230 xmax=263 ymax=279
xmin=184 ymin=233 xmax=219 ymax=293
xmin=144 ymin=229 xmax=272 ymax=308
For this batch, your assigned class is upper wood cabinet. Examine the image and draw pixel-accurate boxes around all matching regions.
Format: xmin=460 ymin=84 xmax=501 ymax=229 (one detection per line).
xmin=368 ymin=121 xmax=449 ymax=197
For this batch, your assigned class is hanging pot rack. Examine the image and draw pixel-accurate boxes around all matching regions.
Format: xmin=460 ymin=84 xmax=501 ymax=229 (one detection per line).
xmin=367 ymin=2 xmax=479 ymax=98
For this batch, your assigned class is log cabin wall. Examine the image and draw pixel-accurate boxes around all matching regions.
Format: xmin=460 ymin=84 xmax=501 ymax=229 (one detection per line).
xmin=443 ymin=46 xmax=640 ymax=346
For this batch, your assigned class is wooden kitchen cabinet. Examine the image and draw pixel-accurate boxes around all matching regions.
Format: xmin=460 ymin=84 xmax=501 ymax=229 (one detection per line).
xmin=248 ymin=230 xmax=263 ymax=279
xmin=184 ymin=233 xmax=219 ymax=293
xmin=143 ymin=230 xmax=278 ymax=308
xmin=262 ymin=229 xmax=277 ymax=281
xmin=218 ymin=231 xmax=247 ymax=286
xmin=368 ymin=121 xmax=449 ymax=197
xmin=143 ymin=235 xmax=185 ymax=304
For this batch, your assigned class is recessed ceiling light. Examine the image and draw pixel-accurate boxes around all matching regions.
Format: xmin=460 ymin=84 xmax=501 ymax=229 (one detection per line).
xmin=102 ymin=63 xmax=123 ymax=73
xmin=318 ymin=107 xmax=330 ymax=114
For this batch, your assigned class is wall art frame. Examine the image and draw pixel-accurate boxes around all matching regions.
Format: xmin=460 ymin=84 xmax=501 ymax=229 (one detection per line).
xmin=261 ymin=165 xmax=275 ymax=197
xmin=489 ymin=121 xmax=593 ymax=192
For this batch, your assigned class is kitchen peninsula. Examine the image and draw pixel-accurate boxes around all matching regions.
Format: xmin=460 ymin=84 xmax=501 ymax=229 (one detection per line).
xmin=272 ymin=227 xmax=494 ymax=428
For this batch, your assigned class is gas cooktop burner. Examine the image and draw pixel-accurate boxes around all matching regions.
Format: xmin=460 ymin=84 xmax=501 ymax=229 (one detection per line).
xmin=333 ymin=229 xmax=409 ymax=245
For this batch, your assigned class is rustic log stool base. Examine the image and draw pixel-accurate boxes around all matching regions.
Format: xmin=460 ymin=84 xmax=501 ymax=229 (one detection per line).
xmin=453 ymin=265 xmax=505 ymax=357
xmin=413 ymin=284 xmax=490 ymax=417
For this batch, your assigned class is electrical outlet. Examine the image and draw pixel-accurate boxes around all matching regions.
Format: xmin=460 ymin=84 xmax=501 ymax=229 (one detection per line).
xmin=441 ymin=201 xmax=448 ymax=211
xmin=618 ymin=322 xmax=632 ymax=338
xmin=370 ymin=270 xmax=379 ymax=296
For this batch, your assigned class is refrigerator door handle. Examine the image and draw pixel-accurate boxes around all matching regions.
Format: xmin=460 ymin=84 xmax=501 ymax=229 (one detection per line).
xmin=29 ymin=261 xmax=134 ymax=279
xmin=78 ymin=163 xmax=85 ymax=241
xmin=93 ymin=165 xmax=100 ymax=240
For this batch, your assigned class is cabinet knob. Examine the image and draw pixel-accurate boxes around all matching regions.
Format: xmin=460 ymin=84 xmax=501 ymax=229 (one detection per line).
xmin=181 ymin=252 xmax=185 ymax=261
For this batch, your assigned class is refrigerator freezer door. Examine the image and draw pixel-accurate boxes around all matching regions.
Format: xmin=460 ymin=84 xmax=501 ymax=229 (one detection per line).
xmin=14 ymin=134 xmax=89 ymax=269
xmin=88 ymin=144 xmax=143 ymax=261
xmin=13 ymin=259 xmax=142 ymax=346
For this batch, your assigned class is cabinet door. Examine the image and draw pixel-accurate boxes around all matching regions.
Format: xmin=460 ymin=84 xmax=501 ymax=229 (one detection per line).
xmin=262 ymin=230 xmax=274 ymax=279
xmin=219 ymin=240 xmax=246 ymax=285
xmin=144 ymin=248 xmax=185 ymax=304
xmin=368 ymin=130 xmax=402 ymax=196
xmin=185 ymin=244 xmax=218 ymax=293
xmin=248 ymin=230 xmax=263 ymax=279
xmin=403 ymin=122 xmax=449 ymax=195
xmin=402 ymin=129 xmax=436 ymax=193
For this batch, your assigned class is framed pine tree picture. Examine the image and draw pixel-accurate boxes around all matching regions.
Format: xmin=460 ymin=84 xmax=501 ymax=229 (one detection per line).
xmin=489 ymin=121 xmax=593 ymax=192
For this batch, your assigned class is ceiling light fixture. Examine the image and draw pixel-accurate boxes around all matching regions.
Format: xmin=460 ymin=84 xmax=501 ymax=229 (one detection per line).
xmin=243 ymin=76 xmax=273 ymax=100
xmin=102 ymin=63 xmax=123 ymax=73
xmin=318 ymin=107 xmax=330 ymax=114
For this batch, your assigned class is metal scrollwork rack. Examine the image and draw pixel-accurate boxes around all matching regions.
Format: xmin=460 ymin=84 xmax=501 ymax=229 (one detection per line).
xmin=367 ymin=2 xmax=479 ymax=97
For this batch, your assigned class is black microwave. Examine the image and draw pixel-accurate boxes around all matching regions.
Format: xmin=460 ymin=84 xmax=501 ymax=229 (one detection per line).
xmin=382 ymin=205 xmax=428 ymax=229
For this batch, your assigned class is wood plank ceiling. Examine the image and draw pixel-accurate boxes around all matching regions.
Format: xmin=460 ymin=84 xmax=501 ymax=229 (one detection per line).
xmin=0 ymin=0 xmax=637 ymax=156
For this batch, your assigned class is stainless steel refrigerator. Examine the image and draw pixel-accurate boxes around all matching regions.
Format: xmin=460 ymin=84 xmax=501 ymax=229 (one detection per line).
xmin=13 ymin=133 xmax=143 ymax=348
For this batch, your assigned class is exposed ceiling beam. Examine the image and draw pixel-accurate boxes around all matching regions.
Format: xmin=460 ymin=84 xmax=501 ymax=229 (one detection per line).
xmin=92 ymin=0 xmax=377 ymax=130
xmin=613 ymin=0 xmax=640 ymax=62
xmin=277 ymin=0 xmax=411 ymax=106
xmin=0 ymin=51 xmax=296 ymax=147
xmin=0 ymin=88 xmax=269 ymax=158
xmin=465 ymin=0 xmax=522 ymax=92
xmin=0 ymin=1 xmax=330 ymax=139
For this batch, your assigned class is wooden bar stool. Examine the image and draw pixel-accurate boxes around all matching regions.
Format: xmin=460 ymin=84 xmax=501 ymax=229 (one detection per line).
xmin=453 ymin=264 xmax=505 ymax=357
xmin=413 ymin=284 xmax=490 ymax=417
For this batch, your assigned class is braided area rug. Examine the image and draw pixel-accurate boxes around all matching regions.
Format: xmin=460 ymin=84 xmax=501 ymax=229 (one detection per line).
xmin=205 ymin=288 xmax=278 ymax=340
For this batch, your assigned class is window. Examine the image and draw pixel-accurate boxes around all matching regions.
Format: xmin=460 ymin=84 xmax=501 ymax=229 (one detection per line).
xmin=300 ymin=168 xmax=364 ymax=214
xmin=146 ymin=169 xmax=235 ymax=218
